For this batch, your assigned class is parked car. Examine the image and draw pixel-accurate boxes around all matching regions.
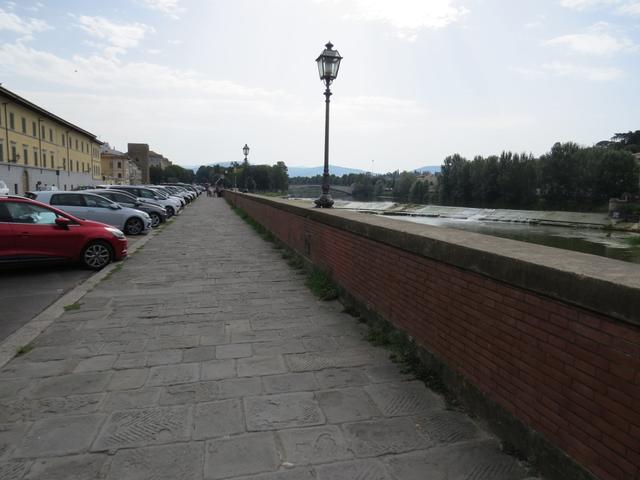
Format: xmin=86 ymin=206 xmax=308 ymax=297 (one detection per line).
xmin=148 ymin=186 xmax=187 ymax=207
xmin=101 ymin=185 xmax=182 ymax=217
xmin=26 ymin=191 xmax=152 ymax=235
xmin=0 ymin=181 xmax=9 ymax=196
xmin=152 ymin=185 xmax=191 ymax=204
xmin=0 ymin=195 xmax=127 ymax=270
xmin=84 ymin=189 xmax=167 ymax=228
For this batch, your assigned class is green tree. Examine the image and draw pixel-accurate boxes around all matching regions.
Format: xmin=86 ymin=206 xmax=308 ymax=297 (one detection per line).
xmin=408 ymin=179 xmax=429 ymax=204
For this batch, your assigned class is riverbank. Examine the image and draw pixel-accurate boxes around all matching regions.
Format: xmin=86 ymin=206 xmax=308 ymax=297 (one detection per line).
xmin=331 ymin=201 xmax=640 ymax=232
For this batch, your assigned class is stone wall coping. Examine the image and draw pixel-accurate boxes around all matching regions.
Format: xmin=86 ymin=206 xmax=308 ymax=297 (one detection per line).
xmin=232 ymin=193 xmax=640 ymax=327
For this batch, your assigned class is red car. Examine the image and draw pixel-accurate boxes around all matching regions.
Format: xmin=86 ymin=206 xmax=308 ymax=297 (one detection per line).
xmin=0 ymin=195 xmax=127 ymax=270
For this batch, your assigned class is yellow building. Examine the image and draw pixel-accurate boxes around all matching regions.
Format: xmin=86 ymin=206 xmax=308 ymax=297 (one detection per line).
xmin=100 ymin=144 xmax=141 ymax=185
xmin=0 ymin=85 xmax=102 ymax=194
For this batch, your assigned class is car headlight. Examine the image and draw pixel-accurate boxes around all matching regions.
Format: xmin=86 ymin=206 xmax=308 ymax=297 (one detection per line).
xmin=105 ymin=227 xmax=125 ymax=239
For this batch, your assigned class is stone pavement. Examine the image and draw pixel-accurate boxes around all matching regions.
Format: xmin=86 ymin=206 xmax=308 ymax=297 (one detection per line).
xmin=0 ymin=197 xmax=539 ymax=480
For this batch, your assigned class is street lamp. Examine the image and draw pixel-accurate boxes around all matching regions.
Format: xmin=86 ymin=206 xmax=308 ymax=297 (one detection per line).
xmin=314 ymin=41 xmax=342 ymax=208
xmin=242 ymin=144 xmax=249 ymax=191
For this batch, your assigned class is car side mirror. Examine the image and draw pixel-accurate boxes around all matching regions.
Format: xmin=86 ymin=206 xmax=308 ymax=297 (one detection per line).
xmin=135 ymin=201 xmax=142 ymax=207
xmin=109 ymin=203 xmax=120 ymax=210
xmin=55 ymin=217 xmax=71 ymax=229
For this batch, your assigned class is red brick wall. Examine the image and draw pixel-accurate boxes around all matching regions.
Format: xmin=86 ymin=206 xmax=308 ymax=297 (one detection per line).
xmin=229 ymin=194 xmax=640 ymax=480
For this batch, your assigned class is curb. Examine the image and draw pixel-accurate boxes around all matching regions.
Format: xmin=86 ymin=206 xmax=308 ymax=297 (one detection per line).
xmin=0 ymin=228 xmax=159 ymax=369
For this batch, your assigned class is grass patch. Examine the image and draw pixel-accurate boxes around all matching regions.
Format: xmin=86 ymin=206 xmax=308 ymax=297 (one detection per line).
xmin=626 ymin=235 xmax=640 ymax=247
xmin=63 ymin=302 xmax=81 ymax=311
xmin=306 ymin=268 xmax=339 ymax=300
xmin=15 ymin=344 xmax=34 ymax=357
xmin=102 ymin=263 xmax=123 ymax=281
xmin=364 ymin=317 xmax=460 ymax=409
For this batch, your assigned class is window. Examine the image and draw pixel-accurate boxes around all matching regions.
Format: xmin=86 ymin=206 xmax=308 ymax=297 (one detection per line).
xmin=50 ymin=152 xmax=55 ymax=169
xmin=5 ymin=202 xmax=60 ymax=224
xmin=9 ymin=112 xmax=15 ymax=130
xmin=63 ymin=158 xmax=67 ymax=170
xmin=69 ymin=159 xmax=72 ymax=171
xmin=75 ymin=139 xmax=78 ymax=150
xmin=41 ymin=125 xmax=45 ymax=138
xmin=23 ymin=146 xmax=28 ymax=165
xmin=50 ymin=193 xmax=86 ymax=207
xmin=49 ymin=129 xmax=53 ymax=142
xmin=84 ymin=194 xmax=113 ymax=208
xmin=42 ymin=152 xmax=47 ymax=165
xmin=33 ymin=148 xmax=38 ymax=166
xmin=62 ymin=134 xmax=65 ymax=147
xmin=32 ymin=122 xmax=36 ymax=137
xmin=76 ymin=161 xmax=79 ymax=172
xmin=81 ymin=142 xmax=84 ymax=153
xmin=0 ymin=142 xmax=4 ymax=162
xmin=117 ymin=161 xmax=122 ymax=168
xmin=118 ymin=173 xmax=122 ymax=178
xmin=139 ymin=189 xmax=155 ymax=199
xmin=10 ymin=143 xmax=17 ymax=162
xmin=21 ymin=117 xmax=26 ymax=133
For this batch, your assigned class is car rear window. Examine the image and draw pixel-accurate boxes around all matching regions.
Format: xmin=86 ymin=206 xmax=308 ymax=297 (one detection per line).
xmin=51 ymin=194 xmax=86 ymax=206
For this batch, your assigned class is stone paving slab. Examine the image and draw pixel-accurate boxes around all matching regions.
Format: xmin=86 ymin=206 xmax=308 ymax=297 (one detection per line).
xmin=0 ymin=197 xmax=539 ymax=479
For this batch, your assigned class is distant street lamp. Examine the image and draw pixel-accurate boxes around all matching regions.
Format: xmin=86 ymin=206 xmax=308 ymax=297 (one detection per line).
xmin=314 ymin=41 xmax=342 ymax=208
xmin=243 ymin=144 xmax=249 ymax=191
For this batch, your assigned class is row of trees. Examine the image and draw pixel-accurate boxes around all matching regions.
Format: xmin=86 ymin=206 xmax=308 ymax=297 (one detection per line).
xmin=440 ymin=142 xmax=639 ymax=208
xmin=150 ymin=164 xmax=195 ymax=184
xmin=194 ymin=161 xmax=289 ymax=192
xmin=289 ymin=130 xmax=640 ymax=210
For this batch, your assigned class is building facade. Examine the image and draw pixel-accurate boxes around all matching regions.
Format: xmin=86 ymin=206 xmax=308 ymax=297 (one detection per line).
xmin=0 ymin=86 xmax=102 ymax=194
xmin=127 ymin=143 xmax=150 ymax=184
xmin=149 ymin=150 xmax=171 ymax=170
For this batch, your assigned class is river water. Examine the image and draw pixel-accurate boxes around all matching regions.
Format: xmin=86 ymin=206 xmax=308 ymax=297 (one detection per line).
xmin=393 ymin=215 xmax=640 ymax=264
xmin=290 ymin=195 xmax=640 ymax=264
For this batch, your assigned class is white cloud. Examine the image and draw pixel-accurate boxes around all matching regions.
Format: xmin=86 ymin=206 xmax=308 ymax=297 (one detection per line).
xmin=542 ymin=62 xmax=623 ymax=81
xmin=76 ymin=16 xmax=154 ymax=49
xmin=138 ymin=0 xmax=184 ymax=18
xmin=0 ymin=7 xmax=49 ymax=38
xmin=316 ymin=0 xmax=468 ymax=40
xmin=545 ymin=31 xmax=637 ymax=55
xmin=617 ymin=1 xmax=640 ymax=13
xmin=0 ymin=41 xmax=289 ymax=101
xmin=560 ymin=0 xmax=617 ymax=9
xmin=512 ymin=62 xmax=624 ymax=81
xmin=560 ymin=0 xmax=640 ymax=14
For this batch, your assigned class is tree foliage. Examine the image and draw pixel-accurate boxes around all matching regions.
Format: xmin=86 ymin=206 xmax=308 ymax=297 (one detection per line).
xmin=195 ymin=161 xmax=289 ymax=192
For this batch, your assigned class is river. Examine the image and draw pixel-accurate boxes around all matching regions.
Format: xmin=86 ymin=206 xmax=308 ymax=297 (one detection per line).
xmin=290 ymin=195 xmax=640 ymax=264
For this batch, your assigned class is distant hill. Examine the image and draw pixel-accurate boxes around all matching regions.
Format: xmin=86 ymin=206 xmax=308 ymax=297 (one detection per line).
xmin=413 ymin=165 xmax=441 ymax=174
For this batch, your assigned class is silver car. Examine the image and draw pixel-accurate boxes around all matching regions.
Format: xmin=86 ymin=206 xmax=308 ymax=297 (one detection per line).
xmin=26 ymin=191 xmax=152 ymax=235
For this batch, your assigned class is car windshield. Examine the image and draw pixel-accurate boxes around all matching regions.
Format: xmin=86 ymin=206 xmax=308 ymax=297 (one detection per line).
xmin=152 ymin=190 xmax=168 ymax=199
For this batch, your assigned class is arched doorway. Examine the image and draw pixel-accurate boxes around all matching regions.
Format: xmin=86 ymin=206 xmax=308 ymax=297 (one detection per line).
xmin=22 ymin=170 xmax=29 ymax=195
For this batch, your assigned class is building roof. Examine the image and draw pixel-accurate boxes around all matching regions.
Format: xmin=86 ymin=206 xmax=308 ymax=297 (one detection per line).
xmin=0 ymin=85 xmax=103 ymax=144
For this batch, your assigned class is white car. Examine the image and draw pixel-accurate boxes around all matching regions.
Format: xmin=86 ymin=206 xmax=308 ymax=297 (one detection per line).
xmin=0 ymin=181 xmax=9 ymax=196
xmin=26 ymin=191 xmax=152 ymax=235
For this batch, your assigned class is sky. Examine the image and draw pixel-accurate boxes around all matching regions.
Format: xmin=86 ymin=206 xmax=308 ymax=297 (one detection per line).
xmin=0 ymin=0 xmax=638 ymax=172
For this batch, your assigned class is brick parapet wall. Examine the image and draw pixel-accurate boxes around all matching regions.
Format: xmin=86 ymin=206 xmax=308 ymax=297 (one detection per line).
xmin=226 ymin=192 xmax=640 ymax=480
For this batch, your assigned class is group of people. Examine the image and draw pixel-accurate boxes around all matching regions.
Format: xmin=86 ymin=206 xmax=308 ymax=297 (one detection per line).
xmin=205 ymin=183 xmax=223 ymax=198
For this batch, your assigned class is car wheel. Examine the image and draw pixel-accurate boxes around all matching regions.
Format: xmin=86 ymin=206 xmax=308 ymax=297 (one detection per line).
xmin=166 ymin=206 xmax=175 ymax=218
xmin=81 ymin=241 xmax=113 ymax=270
xmin=124 ymin=217 xmax=144 ymax=235
xmin=149 ymin=212 xmax=161 ymax=228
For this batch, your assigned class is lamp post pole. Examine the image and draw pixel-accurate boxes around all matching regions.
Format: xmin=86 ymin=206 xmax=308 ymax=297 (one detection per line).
xmin=242 ymin=144 xmax=249 ymax=191
xmin=314 ymin=42 xmax=342 ymax=208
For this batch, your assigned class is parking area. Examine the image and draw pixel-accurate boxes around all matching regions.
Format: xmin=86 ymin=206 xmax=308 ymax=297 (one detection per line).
xmin=0 ymin=235 xmax=144 ymax=342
